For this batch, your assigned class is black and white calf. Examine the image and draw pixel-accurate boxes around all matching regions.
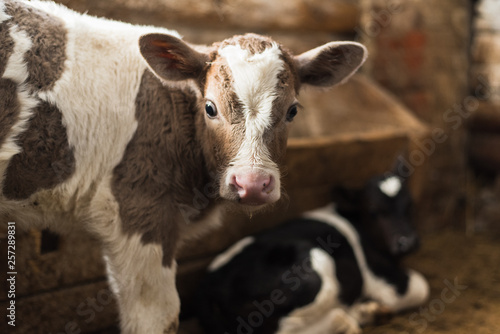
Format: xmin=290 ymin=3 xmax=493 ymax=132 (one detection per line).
xmin=0 ymin=0 xmax=367 ymax=333
xmin=196 ymin=174 xmax=429 ymax=334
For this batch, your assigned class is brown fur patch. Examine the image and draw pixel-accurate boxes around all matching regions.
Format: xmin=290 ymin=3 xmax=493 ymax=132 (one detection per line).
xmin=0 ymin=79 xmax=19 ymax=150
xmin=278 ymin=46 xmax=301 ymax=95
xmin=267 ymin=50 xmax=299 ymax=166
xmin=4 ymin=0 xmax=67 ymax=92
xmin=3 ymin=100 xmax=75 ymax=200
xmin=0 ymin=17 xmax=14 ymax=77
xmin=112 ymin=70 xmax=215 ymax=267
xmin=200 ymin=60 xmax=245 ymax=174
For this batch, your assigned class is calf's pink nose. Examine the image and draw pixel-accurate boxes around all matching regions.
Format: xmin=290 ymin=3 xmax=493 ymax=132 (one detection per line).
xmin=232 ymin=173 xmax=275 ymax=205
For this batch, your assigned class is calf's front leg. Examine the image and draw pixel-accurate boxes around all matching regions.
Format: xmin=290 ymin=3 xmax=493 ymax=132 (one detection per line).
xmin=103 ymin=232 xmax=180 ymax=334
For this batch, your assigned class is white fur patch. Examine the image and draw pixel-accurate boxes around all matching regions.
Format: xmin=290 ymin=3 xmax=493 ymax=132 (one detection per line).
xmin=103 ymin=233 xmax=180 ymax=334
xmin=378 ymin=176 xmax=402 ymax=197
xmin=303 ymin=248 xmax=340 ymax=311
xmin=279 ymin=308 xmax=360 ymax=334
xmin=0 ymin=26 xmax=38 ymax=167
xmin=2 ymin=25 xmax=32 ymax=91
xmin=478 ymin=0 xmax=500 ymax=30
xmin=388 ymin=269 xmax=429 ymax=312
xmin=219 ymin=43 xmax=284 ymax=168
xmin=209 ymin=236 xmax=255 ymax=271
xmin=88 ymin=181 xmax=180 ymax=334
xmin=277 ymin=248 xmax=340 ymax=333
xmin=303 ymin=204 xmax=402 ymax=307
xmin=0 ymin=1 xmax=11 ymax=23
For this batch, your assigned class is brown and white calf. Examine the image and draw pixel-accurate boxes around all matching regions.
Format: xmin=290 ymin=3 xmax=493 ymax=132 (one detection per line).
xmin=0 ymin=1 xmax=367 ymax=333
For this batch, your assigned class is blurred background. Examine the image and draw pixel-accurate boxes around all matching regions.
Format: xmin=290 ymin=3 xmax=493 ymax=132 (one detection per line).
xmin=1 ymin=0 xmax=500 ymax=333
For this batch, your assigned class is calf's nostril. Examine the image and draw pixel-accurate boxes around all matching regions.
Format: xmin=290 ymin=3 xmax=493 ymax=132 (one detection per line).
xmin=262 ymin=176 xmax=274 ymax=193
xmin=232 ymin=175 xmax=243 ymax=190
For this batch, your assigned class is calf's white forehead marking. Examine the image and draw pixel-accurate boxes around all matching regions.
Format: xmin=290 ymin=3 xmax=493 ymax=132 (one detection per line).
xmin=378 ymin=176 xmax=402 ymax=197
xmin=218 ymin=43 xmax=284 ymax=167
xmin=218 ymin=43 xmax=284 ymax=132
xmin=208 ymin=236 xmax=255 ymax=272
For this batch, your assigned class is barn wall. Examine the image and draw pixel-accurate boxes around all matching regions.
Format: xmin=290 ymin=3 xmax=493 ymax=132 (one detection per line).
xmin=56 ymin=0 xmax=359 ymax=53
xmin=359 ymin=0 xmax=472 ymax=230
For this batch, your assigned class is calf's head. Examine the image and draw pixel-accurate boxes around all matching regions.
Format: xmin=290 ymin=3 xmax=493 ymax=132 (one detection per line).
xmin=362 ymin=173 xmax=419 ymax=257
xmin=333 ymin=167 xmax=419 ymax=258
xmin=139 ymin=33 xmax=367 ymax=208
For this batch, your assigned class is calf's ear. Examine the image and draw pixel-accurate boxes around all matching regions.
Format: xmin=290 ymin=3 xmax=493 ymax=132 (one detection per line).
xmin=295 ymin=42 xmax=367 ymax=88
xmin=139 ymin=33 xmax=209 ymax=81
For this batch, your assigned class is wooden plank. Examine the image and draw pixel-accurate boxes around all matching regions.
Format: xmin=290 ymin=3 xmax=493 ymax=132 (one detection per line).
xmin=56 ymin=0 xmax=360 ymax=33
xmin=286 ymin=74 xmax=426 ymax=189
xmin=0 ymin=227 xmax=106 ymax=300
xmin=0 ymin=280 xmax=118 ymax=334
xmin=290 ymin=75 xmax=427 ymax=140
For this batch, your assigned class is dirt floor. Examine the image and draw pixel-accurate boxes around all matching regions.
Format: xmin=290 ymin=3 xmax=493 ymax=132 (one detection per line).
xmin=365 ymin=229 xmax=500 ymax=334
xmin=177 ymin=229 xmax=500 ymax=334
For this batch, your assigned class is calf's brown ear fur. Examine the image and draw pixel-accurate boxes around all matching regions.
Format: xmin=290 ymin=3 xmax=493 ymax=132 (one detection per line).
xmin=295 ymin=42 xmax=367 ymax=88
xmin=139 ymin=33 xmax=209 ymax=82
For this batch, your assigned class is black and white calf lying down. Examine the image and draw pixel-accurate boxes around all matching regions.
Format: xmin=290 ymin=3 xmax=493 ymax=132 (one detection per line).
xmin=196 ymin=174 xmax=430 ymax=334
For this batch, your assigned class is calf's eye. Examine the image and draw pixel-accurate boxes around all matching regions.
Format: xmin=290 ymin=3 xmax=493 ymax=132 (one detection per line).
xmin=205 ymin=100 xmax=218 ymax=118
xmin=286 ymin=104 xmax=299 ymax=122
